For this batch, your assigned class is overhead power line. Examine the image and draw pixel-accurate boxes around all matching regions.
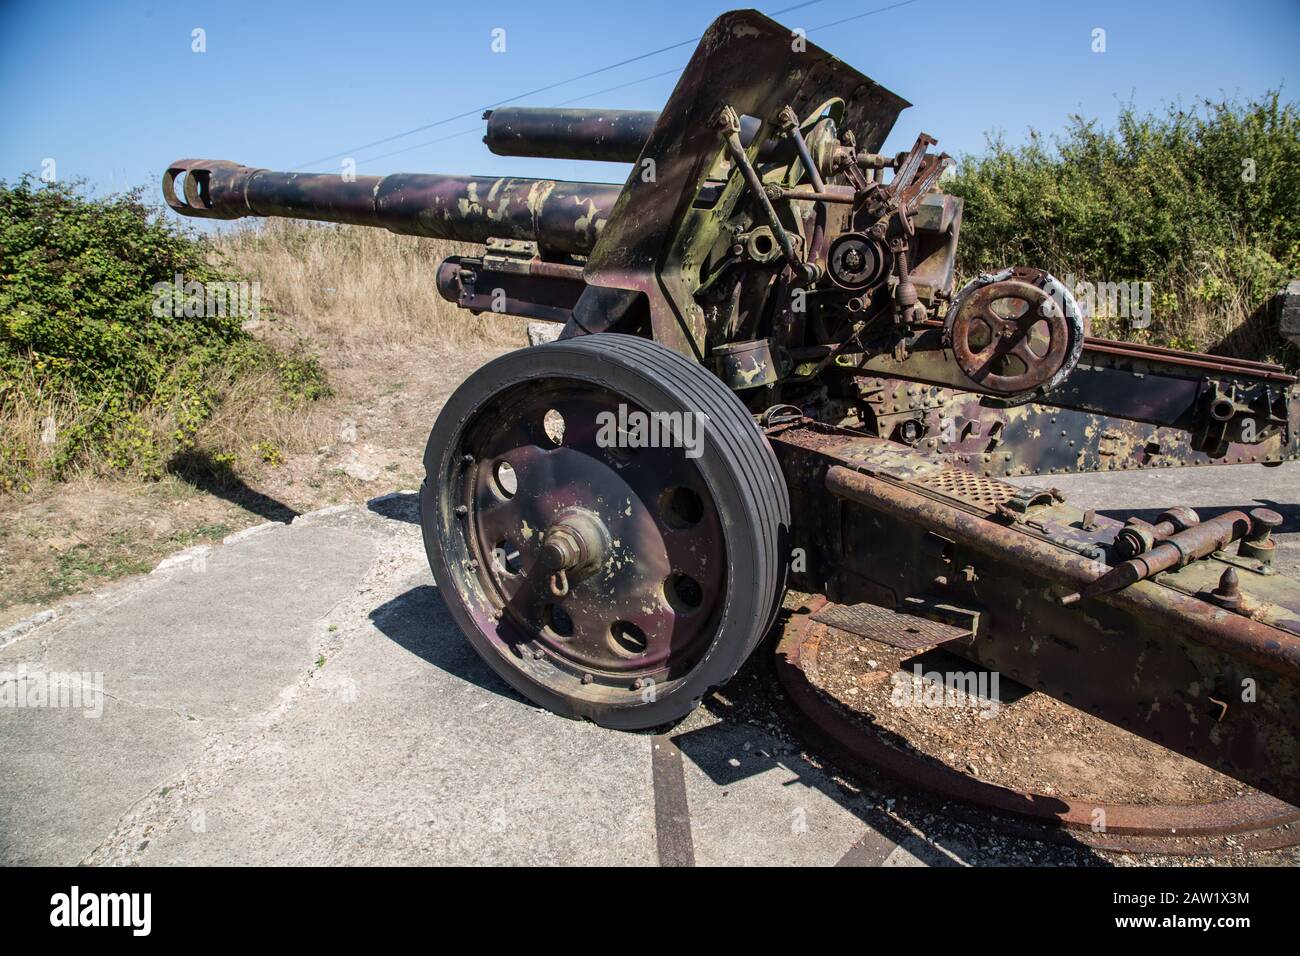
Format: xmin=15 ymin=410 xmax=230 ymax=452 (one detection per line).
xmin=293 ymin=0 xmax=840 ymax=170
xmin=296 ymin=0 xmax=920 ymax=171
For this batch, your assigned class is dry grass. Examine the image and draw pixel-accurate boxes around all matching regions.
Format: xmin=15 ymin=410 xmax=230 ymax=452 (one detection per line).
xmin=1030 ymin=245 xmax=1289 ymax=363
xmin=0 ymin=367 xmax=100 ymax=486
xmin=210 ymin=221 xmax=519 ymax=356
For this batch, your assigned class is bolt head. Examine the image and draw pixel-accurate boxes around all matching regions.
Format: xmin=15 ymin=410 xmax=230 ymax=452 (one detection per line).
xmin=1251 ymin=507 xmax=1283 ymax=530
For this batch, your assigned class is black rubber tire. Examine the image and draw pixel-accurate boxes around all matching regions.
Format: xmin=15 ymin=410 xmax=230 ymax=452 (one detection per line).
xmin=419 ymin=333 xmax=790 ymax=730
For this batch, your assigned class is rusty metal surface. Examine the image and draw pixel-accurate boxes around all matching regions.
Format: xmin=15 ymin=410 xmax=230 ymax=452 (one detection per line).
xmin=769 ymin=422 xmax=1300 ymax=806
xmin=811 ymin=600 xmax=969 ymax=650
xmin=912 ymin=468 xmax=1021 ymax=512
xmin=852 ymin=371 xmax=1299 ymax=476
xmin=582 ymin=8 xmax=909 ymax=358
xmin=776 ymin=606 xmax=1300 ymax=854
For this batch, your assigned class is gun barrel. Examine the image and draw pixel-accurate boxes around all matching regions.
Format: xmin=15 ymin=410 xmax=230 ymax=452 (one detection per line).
xmin=163 ymin=159 xmax=620 ymax=256
xmin=483 ymin=107 xmax=764 ymax=163
xmin=484 ymin=108 xmax=659 ymax=163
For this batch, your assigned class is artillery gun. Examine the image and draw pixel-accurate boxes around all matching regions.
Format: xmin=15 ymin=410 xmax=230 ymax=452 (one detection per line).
xmin=166 ymin=9 xmax=1300 ymax=817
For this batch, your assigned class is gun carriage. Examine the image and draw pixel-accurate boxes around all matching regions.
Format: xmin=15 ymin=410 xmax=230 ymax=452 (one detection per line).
xmin=165 ymin=10 xmax=1300 ymax=833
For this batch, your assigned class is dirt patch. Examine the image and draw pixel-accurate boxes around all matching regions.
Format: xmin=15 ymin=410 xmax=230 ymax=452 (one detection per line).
xmin=808 ymin=621 xmax=1248 ymax=806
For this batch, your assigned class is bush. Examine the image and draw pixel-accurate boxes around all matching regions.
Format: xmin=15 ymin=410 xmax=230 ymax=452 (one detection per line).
xmin=0 ymin=177 xmax=328 ymax=489
xmin=944 ymin=92 xmax=1300 ymax=365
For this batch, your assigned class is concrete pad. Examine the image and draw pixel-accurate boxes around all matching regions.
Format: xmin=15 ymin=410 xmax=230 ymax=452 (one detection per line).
xmin=3 ymin=462 xmax=1296 ymax=867
xmin=0 ymin=694 xmax=203 ymax=865
xmin=671 ymin=720 xmax=879 ymax=865
xmin=0 ymin=508 xmax=377 ymax=864
xmin=123 ymin=573 xmax=659 ymax=866
xmin=2 ymin=517 xmax=376 ymax=724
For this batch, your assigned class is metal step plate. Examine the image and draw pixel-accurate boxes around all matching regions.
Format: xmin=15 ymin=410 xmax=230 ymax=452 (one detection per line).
xmin=811 ymin=601 xmax=971 ymax=650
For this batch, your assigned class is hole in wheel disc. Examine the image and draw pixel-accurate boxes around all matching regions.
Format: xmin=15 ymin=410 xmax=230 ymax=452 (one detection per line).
xmin=494 ymin=539 xmax=523 ymax=575
xmin=542 ymin=409 xmax=565 ymax=447
xmin=609 ymin=620 xmax=648 ymax=656
xmin=544 ymin=604 xmax=574 ymax=639
xmin=492 ymin=460 xmax=518 ymax=499
xmin=660 ymin=487 xmax=705 ymax=529
xmin=664 ymin=573 xmax=704 ymax=614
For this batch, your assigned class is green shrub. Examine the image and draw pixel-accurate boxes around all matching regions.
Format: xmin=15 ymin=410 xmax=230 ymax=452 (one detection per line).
xmin=0 ymin=177 xmax=328 ymax=487
xmin=945 ymin=92 xmax=1299 ymax=365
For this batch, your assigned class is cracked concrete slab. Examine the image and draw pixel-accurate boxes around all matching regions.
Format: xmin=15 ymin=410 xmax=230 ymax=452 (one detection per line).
xmin=2 ymin=463 xmax=1296 ymax=866
xmin=0 ymin=509 xmax=377 ymax=864
xmin=4 ymin=496 xmax=878 ymax=866
xmin=0 ymin=693 xmax=204 ymax=866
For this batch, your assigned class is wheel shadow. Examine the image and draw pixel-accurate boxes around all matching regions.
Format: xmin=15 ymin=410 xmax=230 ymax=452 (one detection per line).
xmin=367 ymin=583 xmax=529 ymax=707
xmin=367 ymin=490 xmax=420 ymax=525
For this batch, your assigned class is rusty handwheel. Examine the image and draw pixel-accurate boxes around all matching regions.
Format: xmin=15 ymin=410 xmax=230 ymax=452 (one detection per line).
xmin=419 ymin=334 xmax=789 ymax=729
xmin=944 ymin=267 xmax=1083 ymax=401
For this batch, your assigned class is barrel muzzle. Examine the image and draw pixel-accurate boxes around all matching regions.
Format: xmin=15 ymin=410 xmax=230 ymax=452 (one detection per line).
xmin=163 ymin=159 xmax=264 ymax=220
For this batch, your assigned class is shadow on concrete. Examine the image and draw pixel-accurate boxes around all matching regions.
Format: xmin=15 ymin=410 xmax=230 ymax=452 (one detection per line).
xmin=368 ymin=583 xmax=527 ymax=706
xmin=670 ymin=718 xmax=963 ymax=867
xmin=368 ymin=491 xmax=420 ymax=525
xmin=169 ymin=449 xmax=299 ymax=523
xmin=1099 ymin=500 xmax=1300 ymax=533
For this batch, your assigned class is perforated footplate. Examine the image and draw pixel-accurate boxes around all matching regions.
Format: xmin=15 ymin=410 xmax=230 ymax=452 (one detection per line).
xmin=914 ymin=468 xmax=1019 ymax=513
xmin=811 ymin=601 xmax=971 ymax=650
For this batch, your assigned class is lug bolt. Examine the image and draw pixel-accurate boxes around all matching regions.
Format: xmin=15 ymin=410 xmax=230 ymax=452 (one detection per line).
xmin=1211 ymin=567 xmax=1242 ymax=610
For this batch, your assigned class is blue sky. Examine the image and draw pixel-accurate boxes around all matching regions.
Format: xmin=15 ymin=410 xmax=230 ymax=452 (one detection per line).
xmin=2 ymin=0 xmax=1296 ymax=200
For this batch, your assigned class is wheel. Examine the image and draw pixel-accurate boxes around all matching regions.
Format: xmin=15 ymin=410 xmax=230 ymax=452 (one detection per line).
xmin=944 ymin=267 xmax=1084 ymax=401
xmin=419 ymin=333 xmax=790 ymax=730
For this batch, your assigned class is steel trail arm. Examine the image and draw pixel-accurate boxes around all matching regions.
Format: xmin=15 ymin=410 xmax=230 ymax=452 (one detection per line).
xmin=770 ymin=419 xmax=1300 ymax=807
xmin=851 ymin=337 xmax=1299 ymax=476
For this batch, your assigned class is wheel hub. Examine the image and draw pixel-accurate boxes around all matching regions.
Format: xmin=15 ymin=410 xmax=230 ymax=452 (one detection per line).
xmin=537 ymin=509 xmax=608 ymax=597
